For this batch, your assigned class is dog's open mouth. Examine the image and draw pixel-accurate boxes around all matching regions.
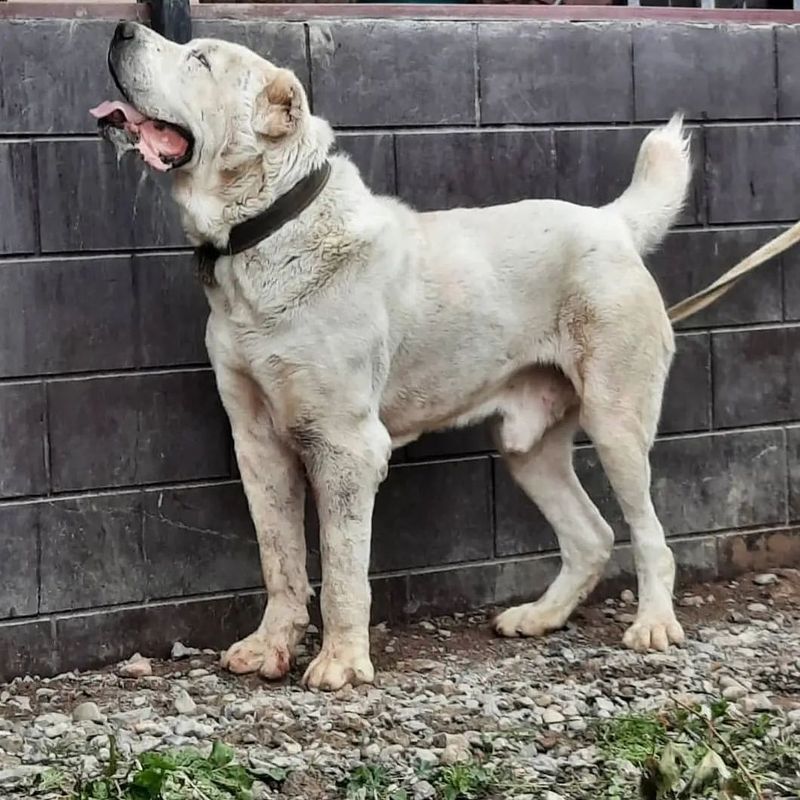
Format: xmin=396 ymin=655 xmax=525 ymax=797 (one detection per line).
xmin=90 ymin=100 xmax=194 ymax=172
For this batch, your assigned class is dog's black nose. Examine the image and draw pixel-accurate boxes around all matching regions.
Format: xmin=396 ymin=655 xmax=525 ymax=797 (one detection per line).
xmin=112 ymin=21 xmax=136 ymax=45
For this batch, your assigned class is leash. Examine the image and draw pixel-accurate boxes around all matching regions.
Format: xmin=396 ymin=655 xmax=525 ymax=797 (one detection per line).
xmin=667 ymin=219 xmax=800 ymax=324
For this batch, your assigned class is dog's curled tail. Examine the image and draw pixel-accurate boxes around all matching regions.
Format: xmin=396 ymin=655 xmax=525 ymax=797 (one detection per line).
xmin=606 ymin=113 xmax=692 ymax=256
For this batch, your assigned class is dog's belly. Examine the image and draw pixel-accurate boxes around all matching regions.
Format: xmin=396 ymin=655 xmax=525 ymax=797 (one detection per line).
xmin=379 ymin=360 xmax=576 ymax=453
xmin=379 ymin=376 xmax=507 ymax=444
xmin=378 ymin=315 xmax=529 ymax=442
xmin=377 ymin=269 xmax=571 ymax=447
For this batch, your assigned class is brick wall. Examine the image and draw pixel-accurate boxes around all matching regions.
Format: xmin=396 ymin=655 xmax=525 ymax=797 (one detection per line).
xmin=2 ymin=15 xmax=800 ymax=679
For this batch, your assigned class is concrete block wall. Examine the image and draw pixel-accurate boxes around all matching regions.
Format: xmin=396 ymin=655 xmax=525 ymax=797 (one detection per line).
xmin=2 ymin=15 xmax=800 ymax=679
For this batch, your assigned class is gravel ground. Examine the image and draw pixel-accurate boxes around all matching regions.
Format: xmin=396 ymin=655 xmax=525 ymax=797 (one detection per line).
xmin=1 ymin=570 xmax=799 ymax=799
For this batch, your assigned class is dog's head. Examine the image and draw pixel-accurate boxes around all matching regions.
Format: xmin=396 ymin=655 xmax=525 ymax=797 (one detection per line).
xmin=92 ymin=22 xmax=331 ymax=241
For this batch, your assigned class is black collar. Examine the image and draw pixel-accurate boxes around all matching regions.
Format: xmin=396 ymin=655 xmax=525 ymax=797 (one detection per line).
xmin=195 ymin=159 xmax=333 ymax=287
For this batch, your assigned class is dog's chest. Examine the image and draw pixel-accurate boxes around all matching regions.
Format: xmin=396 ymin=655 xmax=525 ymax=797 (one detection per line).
xmin=210 ymin=291 xmax=384 ymax=425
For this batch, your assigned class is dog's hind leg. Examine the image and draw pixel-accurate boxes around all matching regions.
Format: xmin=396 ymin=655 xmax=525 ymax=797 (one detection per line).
xmin=494 ymin=408 xmax=615 ymax=638
xmin=579 ymin=320 xmax=684 ymax=652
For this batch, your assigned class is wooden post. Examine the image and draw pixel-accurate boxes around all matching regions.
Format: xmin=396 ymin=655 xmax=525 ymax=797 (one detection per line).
xmin=145 ymin=0 xmax=191 ymax=44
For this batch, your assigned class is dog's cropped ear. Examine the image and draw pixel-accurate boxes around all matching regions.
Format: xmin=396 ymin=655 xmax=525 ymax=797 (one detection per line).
xmin=252 ymin=68 xmax=304 ymax=138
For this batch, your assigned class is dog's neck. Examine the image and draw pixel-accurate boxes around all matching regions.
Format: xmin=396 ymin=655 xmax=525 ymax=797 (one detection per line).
xmin=172 ymin=116 xmax=335 ymax=250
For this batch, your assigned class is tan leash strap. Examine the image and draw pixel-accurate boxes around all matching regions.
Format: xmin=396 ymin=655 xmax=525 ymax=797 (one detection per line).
xmin=667 ymin=219 xmax=800 ymax=324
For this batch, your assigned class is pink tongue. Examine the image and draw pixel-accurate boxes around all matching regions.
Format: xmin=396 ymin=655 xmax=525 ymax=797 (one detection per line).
xmin=90 ymin=101 xmax=188 ymax=171
xmin=89 ymin=100 xmax=146 ymax=124
xmin=137 ymin=121 xmax=188 ymax=171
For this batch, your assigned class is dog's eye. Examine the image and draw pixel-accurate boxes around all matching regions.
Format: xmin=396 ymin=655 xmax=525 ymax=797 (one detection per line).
xmin=192 ymin=50 xmax=211 ymax=71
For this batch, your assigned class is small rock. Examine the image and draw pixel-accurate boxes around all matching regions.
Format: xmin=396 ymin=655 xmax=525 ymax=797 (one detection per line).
xmin=560 ymin=648 xmax=576 ymax=663
xmin=8 ymin=697 xmax=31 ymax=713
xmin=530 ymin=754 xmax=558 ymax=775
xmin=72 ymin=702 xmax=104 ymax=723
xmin=594 ymin=696 xmax=615 ymax=713
xmin=187 ymin=668 xmax=209 ymax=679
xmin=747 ymin=603 xmax=768 ymax=614
xmin=414 ymin=780 xmax=436 ymax=800
xmin=678 ymin=595 xmax=704 ymax=608
xmin=380 ymin=745 xmax=405 ymax=761
xmin=252 ymin=782 xmax=273 ymax=800
xmin=362 ymin=743 xmax=381 ymax=760
xmin=35 ymin=712 xmax=70 ymax=728
xmin=174 ymin=718 xmax=214 ymax=738
xmin=230 ymin=702 xmax=255 ymax=720
xmin=620 ymin=589 xmax=635 ymax=604
xmin=618 ymin=759 xmax=639 ymax=777
xmin=742 ymin=693 xmax=773 ymax=713
xmin=544 ymin=793 xmax=566 ymax=800
xmin=722 ymin=685 xmax=747 ymax=701
xmin=419 ymin=621 xmax=436 ymax=632
xmin=0 ymin=736 xmax=23 ymax=755
xmin=753 ymin=573 xmax=778 ymax=586
xmin=44 ymin=723 xmax=70 ymax=738
xmin=440 ymin=734 xmax=471 ymax=766
xmin=407 ymin=659 xmax=439 ymax=673
xmin=0 ymin=765 xmax=47 ymax=785
xmin=415 ymin=749 xmax=438 ymax=767
xmin=464 ymin=731 xmax=483 ymax=747
xmin=173 ymin=689 xmax=197 ymax=716
xmin=171 ymin=642 xmax=200 ymax=660
xmin=543 ymin=708 xmax=565 ymax=725
xmin=110 ymin=708 xmax=152 ymax=726
xmin=118 ymin=653 xmax=152 ymax=678
xmin=728 ymin=611 xmax=748 ymax=624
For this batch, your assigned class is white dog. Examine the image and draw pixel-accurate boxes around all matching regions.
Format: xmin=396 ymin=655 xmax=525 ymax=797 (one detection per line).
xmin=93 ymin=22 xmax=691 ymax=690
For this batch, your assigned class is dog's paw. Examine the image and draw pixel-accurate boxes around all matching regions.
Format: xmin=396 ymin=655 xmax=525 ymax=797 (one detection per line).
xmin=221 ymin=632 xmax=292 ymax=680
xmin=492 ymin=602 xmax=567 ymax=638
xmin=622 ymin=614 xmax=685 ymax=653
xmin=302 ymin=645 xmax=374 ymax=691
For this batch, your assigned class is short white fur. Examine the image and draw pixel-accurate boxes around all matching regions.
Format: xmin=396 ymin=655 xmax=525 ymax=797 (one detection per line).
xmin=110 ymin=24 xmax=692 ymax=690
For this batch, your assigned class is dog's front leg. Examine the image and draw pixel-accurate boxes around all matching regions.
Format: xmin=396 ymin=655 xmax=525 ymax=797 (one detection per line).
xmin=296 ymin=415 xmax=391 ymax=691
xmin=210 ymin=356 xmax=311 ymax=681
